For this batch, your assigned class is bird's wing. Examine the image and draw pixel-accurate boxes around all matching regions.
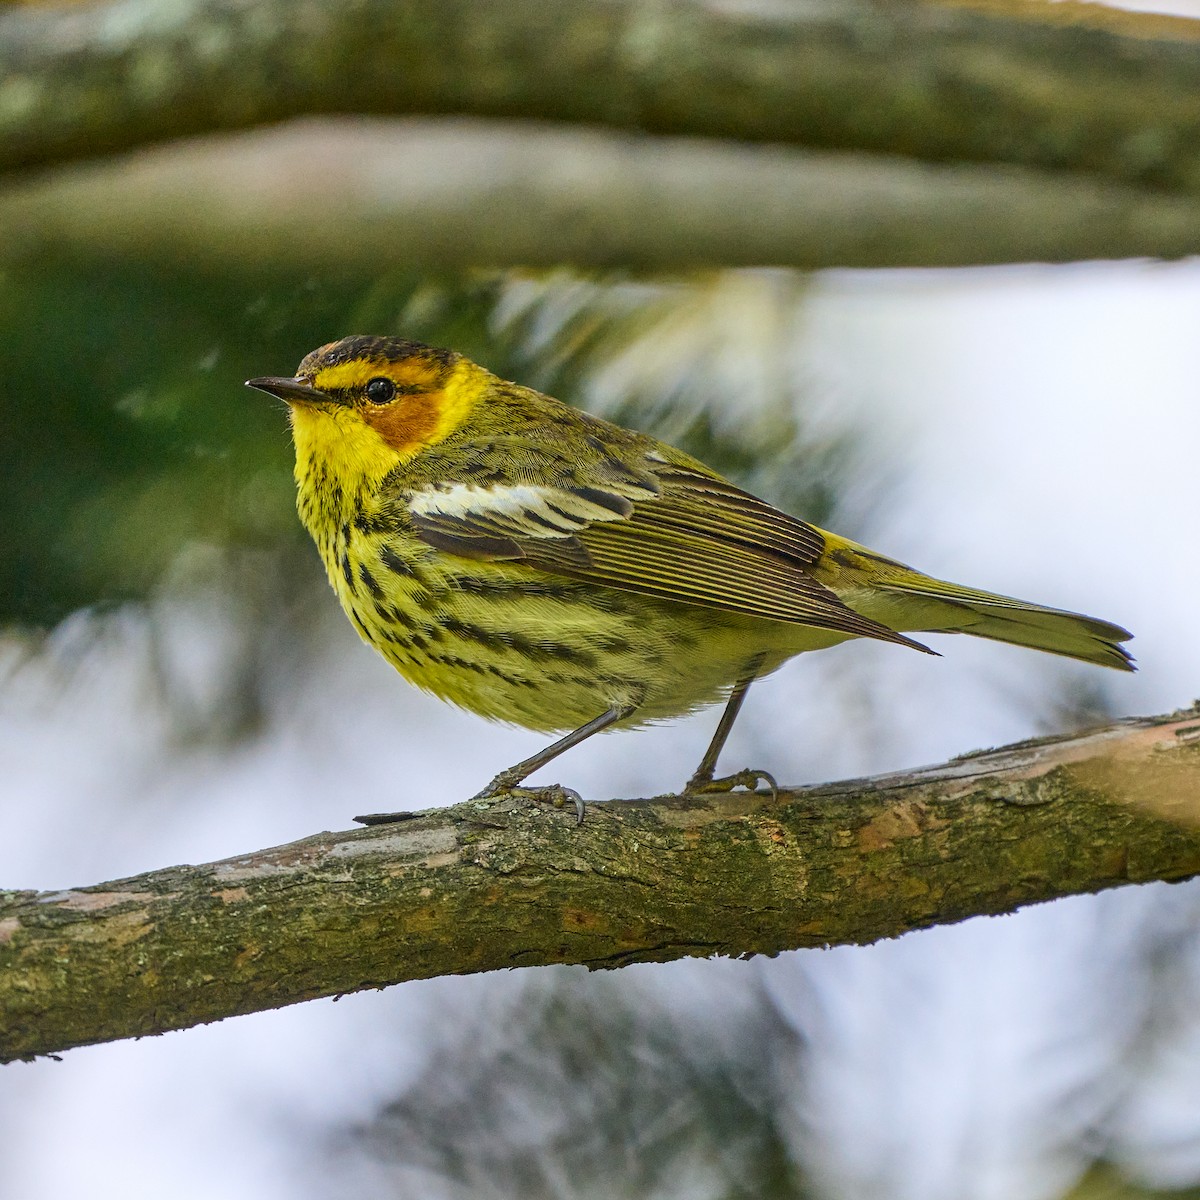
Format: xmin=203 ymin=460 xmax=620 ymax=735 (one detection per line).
xmin=402 ymin=449 xmax=929 ymax=650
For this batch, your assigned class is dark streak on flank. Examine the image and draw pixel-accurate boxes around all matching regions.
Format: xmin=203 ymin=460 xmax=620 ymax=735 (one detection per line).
xmin=359 ymin=563 xmax=385 ymax=599
xmin=438 ymin=617 xmax=597 ymax=668
xmin=380 ymin=545 xmax=416 ymax=577
xmin=384 ymin=604 xmax=426 ymax=633
xmin=423 ymin=651 xmax=534 ymax=687
xmin=415 ymin=588 xmax=449 ymax=612
xmin=354 ymin=509 xmax=390 ymax=535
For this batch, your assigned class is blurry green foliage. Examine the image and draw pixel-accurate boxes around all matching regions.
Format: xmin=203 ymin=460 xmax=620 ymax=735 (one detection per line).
xmin=0 ymin=261 xmax=503 ymax=624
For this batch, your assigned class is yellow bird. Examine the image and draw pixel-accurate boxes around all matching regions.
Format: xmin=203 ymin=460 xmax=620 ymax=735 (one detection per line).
xmin=248 ymin=335 xmax=1133 ymax=821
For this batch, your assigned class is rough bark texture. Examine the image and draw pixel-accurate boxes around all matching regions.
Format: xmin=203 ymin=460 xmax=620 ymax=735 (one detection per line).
xmin=3 ymin=0 xmax=1200 ymax=193
xmin=3 ymin=708 xmax=1200 ymax=1063
xmin=7 ymin=118 xmax=1200 ymax=273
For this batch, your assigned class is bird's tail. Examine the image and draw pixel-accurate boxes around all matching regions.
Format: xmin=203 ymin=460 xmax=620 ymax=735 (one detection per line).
xmin=876 ymin=572 xmax=1135 ymax=671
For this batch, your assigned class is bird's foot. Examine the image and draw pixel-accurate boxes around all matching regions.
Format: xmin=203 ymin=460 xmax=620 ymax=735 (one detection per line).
xmin=511 ymin=785 xmax=587 ymax=825
xmin=685 ymin=768 xmax=778 ymax=801
xmin=471 ymin=773 xmax=586 ymax=825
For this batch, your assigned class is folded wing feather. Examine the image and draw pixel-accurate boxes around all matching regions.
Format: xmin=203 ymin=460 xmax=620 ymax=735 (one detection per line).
xmin=403 ymin=458 xmax=932 ymax=652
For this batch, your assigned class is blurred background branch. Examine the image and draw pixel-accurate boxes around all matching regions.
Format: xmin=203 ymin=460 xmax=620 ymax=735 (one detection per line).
xmin=4 ymin=708 xmax=1200 ymax=1063
xmin=7 ymin=117 xmax=1200 ymax=272
xmin=3 ymin=0 xmax=1200 ymax=185
xmin=5 ymin=0 xmax=1200 ymax=272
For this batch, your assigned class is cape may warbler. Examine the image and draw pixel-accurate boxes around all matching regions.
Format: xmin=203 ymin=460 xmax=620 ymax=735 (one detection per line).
xmin=248 ymin=336 xmax=1133 ymax=821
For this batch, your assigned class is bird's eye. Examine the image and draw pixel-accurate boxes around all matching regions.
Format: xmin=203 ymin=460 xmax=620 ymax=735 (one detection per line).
xmin=365 ymin=377 xmax=396 ymax=404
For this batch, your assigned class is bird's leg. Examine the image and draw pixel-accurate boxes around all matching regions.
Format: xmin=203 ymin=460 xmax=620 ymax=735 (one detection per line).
xmin=469 ymin=704 xmax=636 ymax=824
xmin=356 ymin=706 xmax=634 ymax=828
xmin=684 ymin=658 xmax=778 ymax=799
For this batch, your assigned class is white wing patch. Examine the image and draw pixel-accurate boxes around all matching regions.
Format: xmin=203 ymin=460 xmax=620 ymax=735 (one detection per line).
xmin=408 ymin=483 xmax=631 ymax=540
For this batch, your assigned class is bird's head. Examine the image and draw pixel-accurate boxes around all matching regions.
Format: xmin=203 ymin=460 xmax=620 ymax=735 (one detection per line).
xmin=247 ymin=335 xmax=487 ymax=480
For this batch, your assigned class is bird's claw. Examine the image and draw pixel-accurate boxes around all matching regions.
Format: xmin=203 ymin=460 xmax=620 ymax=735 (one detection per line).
xmin=472 ymin=777 xmax=586 ymax=825
xmin=510 ymin=785 xmax=586 ymax=825
xmin=685 ymin=768 xmax=779 ymax=801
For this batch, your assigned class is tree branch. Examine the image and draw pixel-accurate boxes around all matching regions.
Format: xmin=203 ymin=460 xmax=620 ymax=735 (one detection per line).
xmin=6 ymin=118 xmax=1200 ymax=273
xmin=3 ymin=0 xmax=1200 ymax=191
xmin=3 ymin=708 xmax=1200 ymax=1063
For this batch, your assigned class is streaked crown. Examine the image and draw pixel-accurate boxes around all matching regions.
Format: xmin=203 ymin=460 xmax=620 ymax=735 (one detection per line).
xmin=299 ymin=336 xmax=459 ymax=403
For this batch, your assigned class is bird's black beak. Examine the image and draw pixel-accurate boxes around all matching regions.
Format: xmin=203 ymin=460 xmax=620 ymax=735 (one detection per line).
xmin=245 ymin=376 xmax=333 ymax=406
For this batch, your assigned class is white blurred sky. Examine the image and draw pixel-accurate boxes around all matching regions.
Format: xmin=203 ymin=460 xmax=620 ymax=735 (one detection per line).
xmin=3 ymin=259 xmax=1200 ymax=1199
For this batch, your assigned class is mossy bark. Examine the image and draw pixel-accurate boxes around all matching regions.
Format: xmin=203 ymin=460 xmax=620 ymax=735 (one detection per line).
xmin=3 ymin=709 xmax=1200 ymax=1063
